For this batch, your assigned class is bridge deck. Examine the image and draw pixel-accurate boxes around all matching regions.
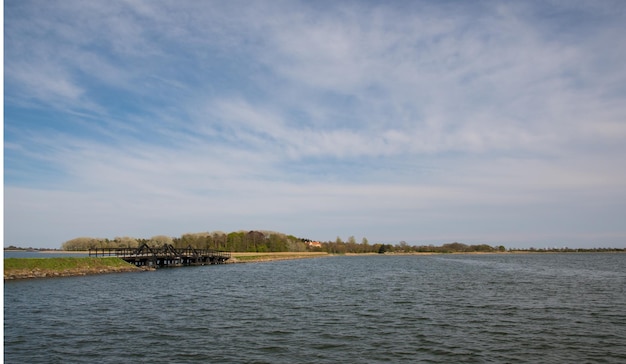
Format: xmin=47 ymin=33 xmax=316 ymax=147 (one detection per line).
xmin=89 ymin=243 xmax=231 ymax=268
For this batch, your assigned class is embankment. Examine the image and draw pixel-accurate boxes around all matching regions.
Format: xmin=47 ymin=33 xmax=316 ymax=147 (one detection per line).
xmin=4 ymin=257 xmax=150 ymax=280
xmin=4 ymin=252 xmax=331 ymax=280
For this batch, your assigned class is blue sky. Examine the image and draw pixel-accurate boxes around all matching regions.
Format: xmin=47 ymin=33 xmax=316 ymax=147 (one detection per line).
xmin=4 ymin=0 xmax=626 ymax=249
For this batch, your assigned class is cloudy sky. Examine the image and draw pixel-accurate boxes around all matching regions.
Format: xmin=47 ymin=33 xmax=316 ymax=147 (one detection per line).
xmin=4 ymin=0 xmax=626 ymax=249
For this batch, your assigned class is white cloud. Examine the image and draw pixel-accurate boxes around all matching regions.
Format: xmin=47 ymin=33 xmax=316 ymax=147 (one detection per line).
xmin=4 ymin=1 xmax=626 ymax=248
xmin=7 ymin=62 xmax=84 ymax=106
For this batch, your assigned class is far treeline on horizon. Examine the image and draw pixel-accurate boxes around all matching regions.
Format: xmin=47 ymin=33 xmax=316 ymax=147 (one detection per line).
xmin=5 ymin=230 xmax=625 ymax=254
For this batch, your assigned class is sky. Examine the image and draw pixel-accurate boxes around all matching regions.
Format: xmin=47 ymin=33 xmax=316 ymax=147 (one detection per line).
xmin=4 ymin=0 xmax=626 ymax=249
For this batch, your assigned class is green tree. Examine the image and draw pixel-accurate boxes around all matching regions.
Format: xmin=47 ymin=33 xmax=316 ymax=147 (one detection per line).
xmin=212 ymin=232 xmax=227 ymax=250
xmin=246 ymin=231 xmax=267 ymax=252
xmin=346 ymin=236 xmax=357 ymax=253
xmin=149 ymin=235 xmax=173 ymax=247
xmin=113 ymin=236 xmax=139 ymax=249
xmin=442 ymin=242 xmax=467 ymax=252
xmin=361 ymin=237 xmax=370 ymax=253
xmin=227 ymin=231 xmax=245 ymax=251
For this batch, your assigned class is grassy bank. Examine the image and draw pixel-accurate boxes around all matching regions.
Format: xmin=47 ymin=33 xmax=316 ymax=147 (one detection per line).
xmin=4 ymin=257 xmax=146 ymax=280
xmin=230 ymin=251 xmax=330 ymax=263
xmin=4 ymin=253 xmax=330 ymax=279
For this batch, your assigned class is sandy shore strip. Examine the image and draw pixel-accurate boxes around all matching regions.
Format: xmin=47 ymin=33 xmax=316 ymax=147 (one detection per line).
xmin=39 ymin=250 xmax=91 ymax=254
xmin=229 ymin=251 xmax=330 ymax=263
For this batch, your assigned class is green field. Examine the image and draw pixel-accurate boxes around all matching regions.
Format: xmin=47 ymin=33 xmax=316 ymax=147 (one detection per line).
xmin=4 ymin=257 xmax=133 ymax=270
xmin=4 ymin=257 xmax=141 ymax=280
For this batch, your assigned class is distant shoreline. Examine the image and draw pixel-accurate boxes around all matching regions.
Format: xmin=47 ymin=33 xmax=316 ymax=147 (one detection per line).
xmin=5 ymin=249 xmax=624 ymax=256
xmin=4 ymin=249 xmax=90 ymax=254
xmin=39 ymin=250 xmax=90 ymax=254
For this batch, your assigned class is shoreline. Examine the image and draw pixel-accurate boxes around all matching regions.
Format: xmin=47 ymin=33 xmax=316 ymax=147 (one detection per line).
xmin=4 ymin=257 xmax=154 ymax=280
xmin=4 ymin=252 xmax=330 ymax=280
xmin=6 ymin=250 xmax=624 ymax=280
xmin=228 ymin=251 xmax=330 ymax=263
xmin=4 ymin=265 xmax=153 ymax=280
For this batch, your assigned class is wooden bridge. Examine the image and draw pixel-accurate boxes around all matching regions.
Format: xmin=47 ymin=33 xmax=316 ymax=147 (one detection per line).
xmin=89 ymin=243 xmax=231 ymax=268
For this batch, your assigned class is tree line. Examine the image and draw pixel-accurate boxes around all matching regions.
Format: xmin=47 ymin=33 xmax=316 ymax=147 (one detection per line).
xmin=61 ymin=230 xmax=309 ymax=252
xmin=311 ymin=238 xmax=506 ymax=254
xmin=60 ymin=232 xmax=626 ymax=254
xmin=62 ymin=232 xmax=504 ymax=254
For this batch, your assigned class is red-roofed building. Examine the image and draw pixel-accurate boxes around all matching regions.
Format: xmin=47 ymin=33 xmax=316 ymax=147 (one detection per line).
xmin=307 ymin=241 xmax=322 ymax=248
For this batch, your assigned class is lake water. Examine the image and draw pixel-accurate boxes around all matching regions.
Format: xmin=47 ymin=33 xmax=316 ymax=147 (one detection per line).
xmin=4 ymin=251 xmax=89 ymax=258
xmin=4 ymin=254 xmax=626 ymax=363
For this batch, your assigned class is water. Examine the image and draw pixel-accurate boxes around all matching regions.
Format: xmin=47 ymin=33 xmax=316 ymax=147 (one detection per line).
xmin=4 ymin=254 xmax=626 ymax=363
xmin=4 ymin=251 xmax=89 ymax=258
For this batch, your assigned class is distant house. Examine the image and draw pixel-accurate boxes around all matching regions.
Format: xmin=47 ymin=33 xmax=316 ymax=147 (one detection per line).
xmin=307 ymin=241 xmax=322 ymax=249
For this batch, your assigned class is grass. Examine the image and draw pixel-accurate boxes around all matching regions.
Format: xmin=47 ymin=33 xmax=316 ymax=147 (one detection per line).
xmin=4 ymin=257 xmax=134 ymax=271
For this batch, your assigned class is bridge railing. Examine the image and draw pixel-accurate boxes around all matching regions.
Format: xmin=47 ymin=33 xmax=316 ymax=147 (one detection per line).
xmin=89 ymin=244 xmax=231 ymax=260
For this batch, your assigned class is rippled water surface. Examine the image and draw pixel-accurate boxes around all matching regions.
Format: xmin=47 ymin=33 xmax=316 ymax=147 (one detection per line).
xmin=5 ymin=254 xmax=626 ymax=363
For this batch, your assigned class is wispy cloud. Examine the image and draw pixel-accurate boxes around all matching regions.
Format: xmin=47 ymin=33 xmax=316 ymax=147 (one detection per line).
xmin=5 ymin=0 xmax=626 ymax=248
